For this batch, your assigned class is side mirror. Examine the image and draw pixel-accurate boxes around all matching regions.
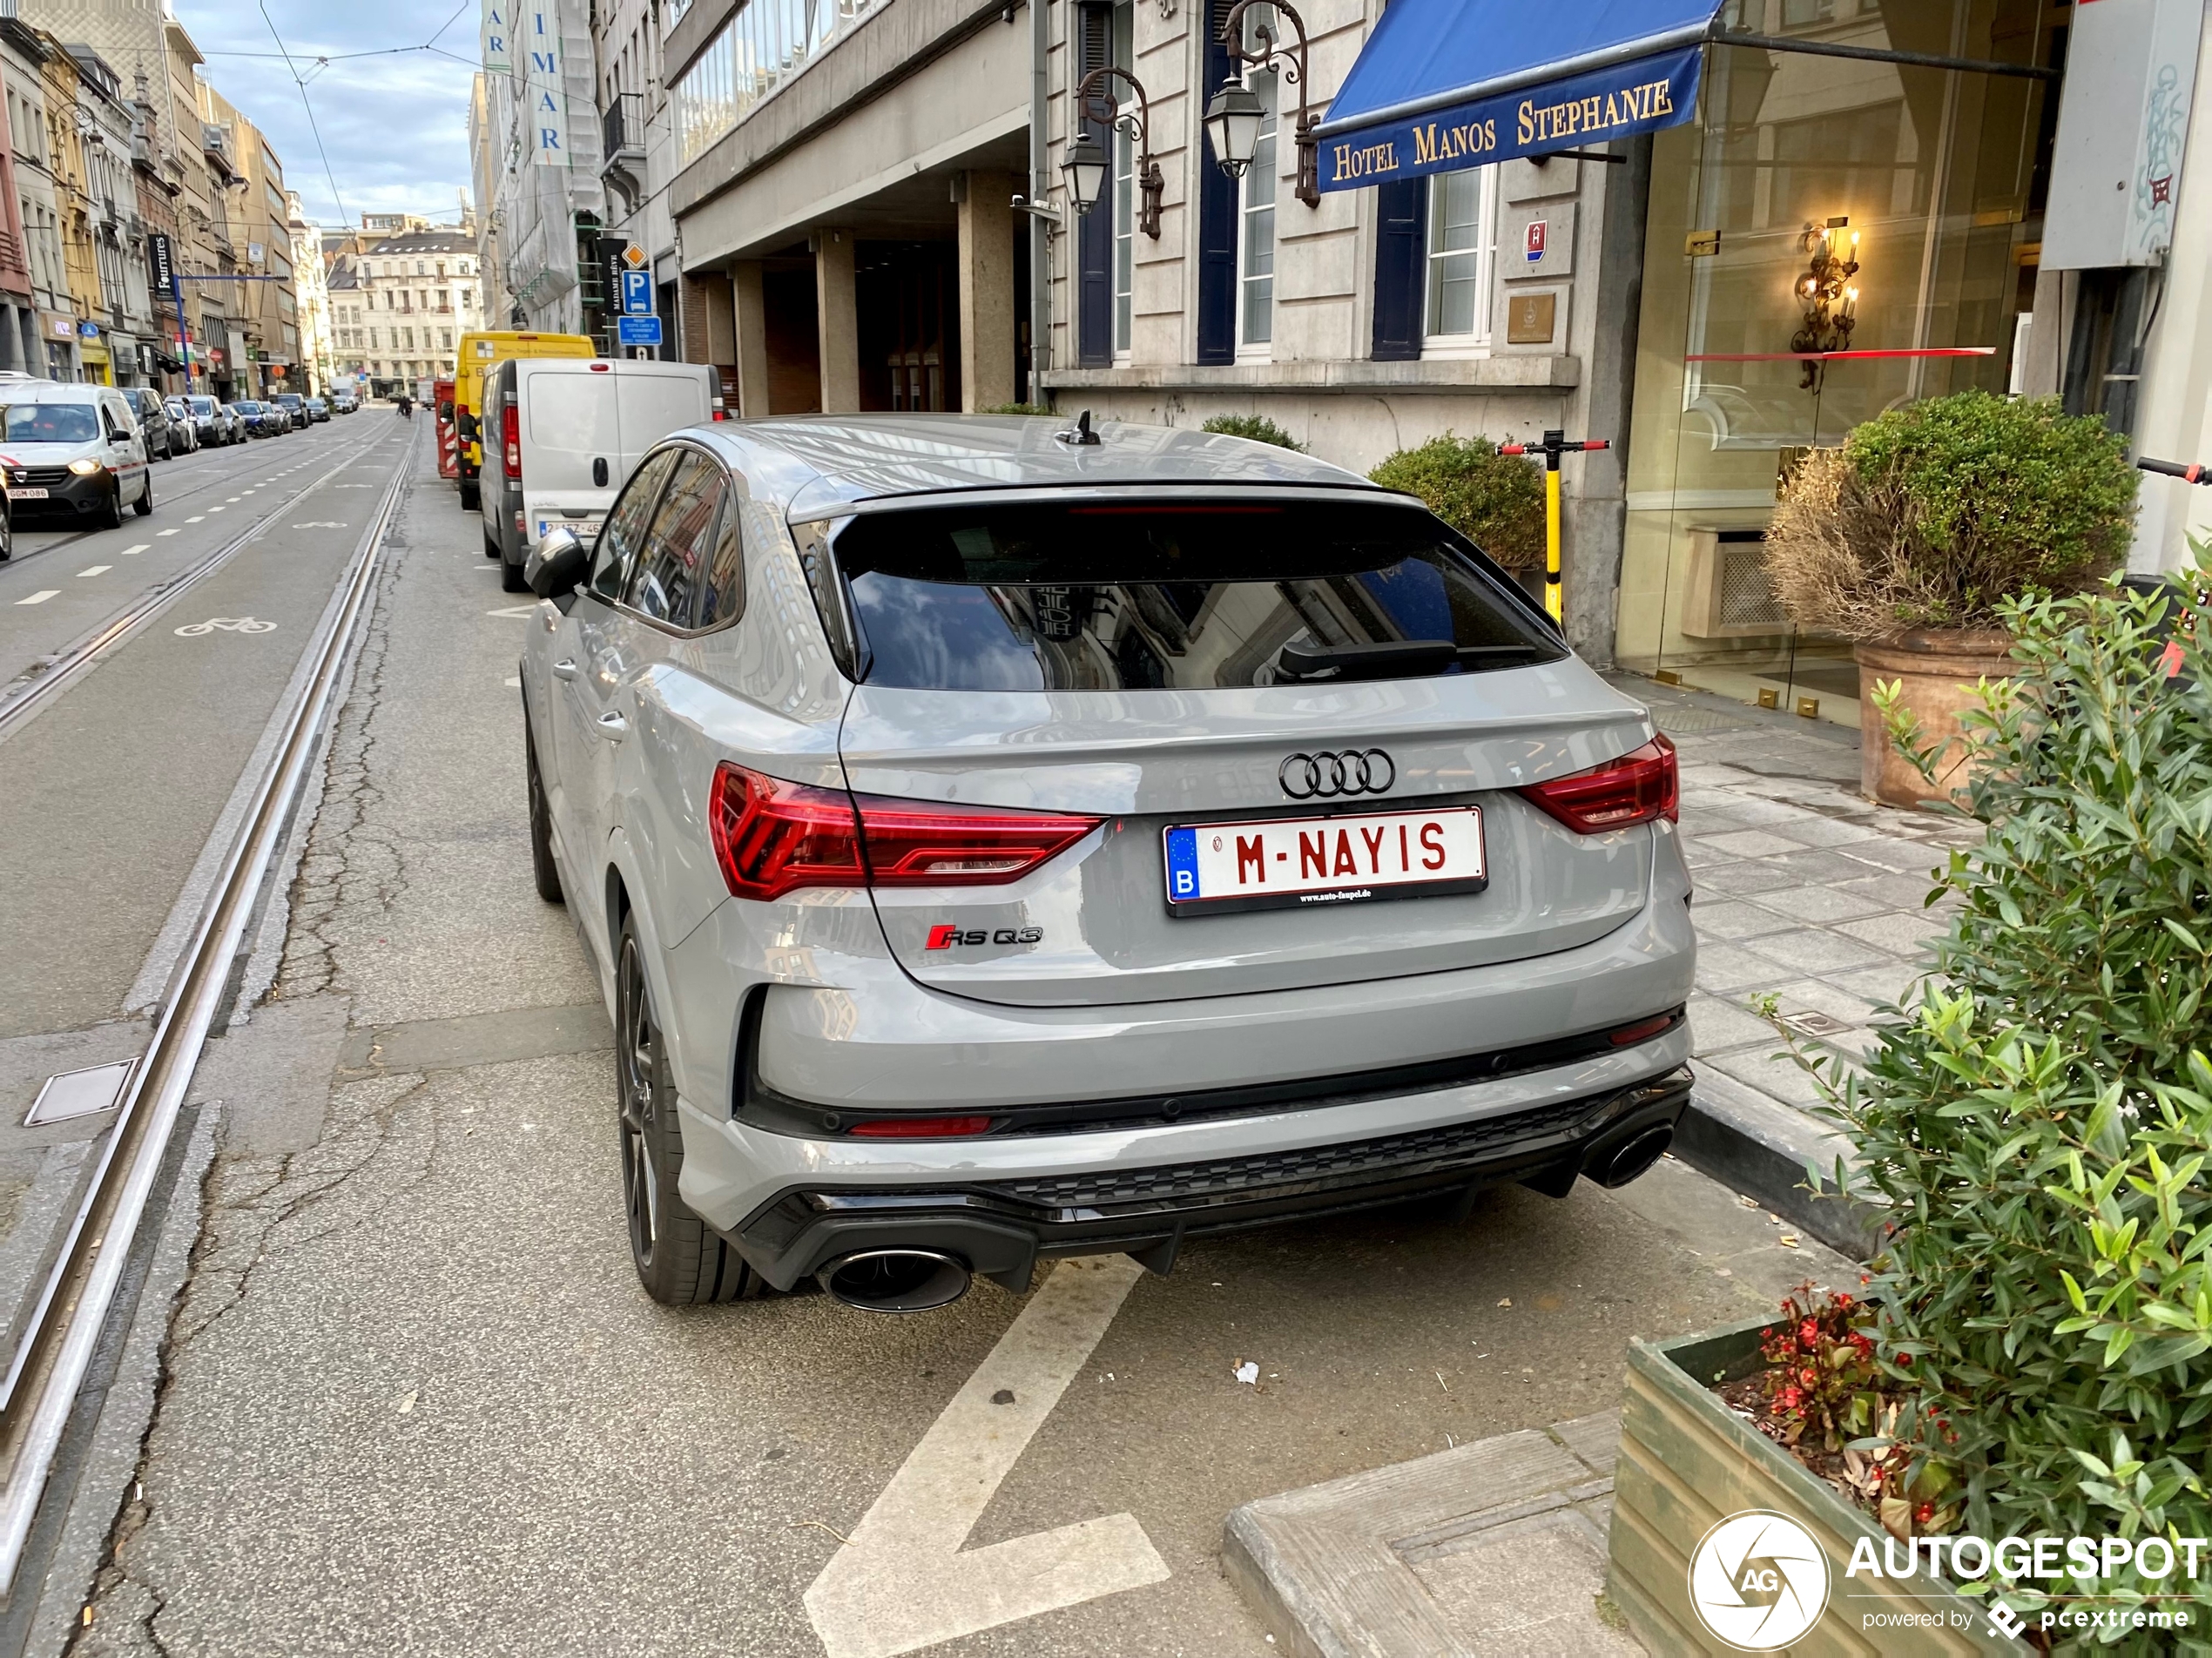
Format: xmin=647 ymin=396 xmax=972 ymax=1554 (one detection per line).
xmin=526 ymin=526 xmax=589 ymax=600
xmin=455 ymin=411 xmax=479 ymax=441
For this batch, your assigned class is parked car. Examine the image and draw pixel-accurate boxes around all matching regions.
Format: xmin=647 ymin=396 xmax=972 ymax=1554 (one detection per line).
xmin=515 ymin=415 xmax=1695 ymax=1311
xmin=273 ymin=391 xmax=307 ymax=430
xmin=233 ymin=400 xmax=279 ymax=438
xmin=186 ymin=394 xmax=238 ymax=447
xmin=481 ymin=357 xmax=715 ymax=591
xmin=331 ymin=389 xmax=358 ymax=414
xmin=303 ymin=396 xmax=330 ymax=424
xmin=162 ymin=399 xmax=199 ymax=453
xmin=0 ymin=382 xmax=155 ymax=526
xmin=126 ymin=388 xmax=176 ymax=461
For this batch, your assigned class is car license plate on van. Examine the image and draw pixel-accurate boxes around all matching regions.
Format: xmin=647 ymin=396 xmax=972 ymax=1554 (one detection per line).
xmin=536 ymin=517 xmax=597 ymax=544
xmin=1162 ymin=806 xmax=1487 ymax=916
xmin=6 ymin=488 xmax=46 ymax=500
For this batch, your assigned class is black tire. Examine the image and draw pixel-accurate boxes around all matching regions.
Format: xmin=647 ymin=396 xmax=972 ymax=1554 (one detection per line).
xmin=501 ymin=549 xmax=528 ymax=591
xmin=525 ymin=725 xmax=562 ymax=905
xmin=484 ymin=529 xmax=502 ymax=560
xmin=133 ymin=471 xmax=153 ymax=516
xmin=99 ymin=482 xmax=124 ymax=529
xmin=615 ymin=914 xmax=771 ymax=1306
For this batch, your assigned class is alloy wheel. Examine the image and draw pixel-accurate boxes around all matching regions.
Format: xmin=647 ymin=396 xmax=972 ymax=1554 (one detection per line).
xmin=616 ymin=934 xmax=662 ymax=1266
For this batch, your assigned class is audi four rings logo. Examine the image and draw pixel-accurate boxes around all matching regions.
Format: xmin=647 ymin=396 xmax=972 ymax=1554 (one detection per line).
xmin=1279 ymin=750 xmax=1395 ymax=799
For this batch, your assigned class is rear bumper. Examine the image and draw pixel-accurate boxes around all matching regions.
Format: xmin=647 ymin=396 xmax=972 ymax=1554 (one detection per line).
xmin=720 ymin=1066 xmax=1692 ymax=1291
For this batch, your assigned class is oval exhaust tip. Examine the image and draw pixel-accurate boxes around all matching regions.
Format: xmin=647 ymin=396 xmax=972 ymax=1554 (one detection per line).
xmin=1588 ymin=1125 xmax=1673 ymax=1189
xmin=819 ymin=1249 xmax=972 ymax=1313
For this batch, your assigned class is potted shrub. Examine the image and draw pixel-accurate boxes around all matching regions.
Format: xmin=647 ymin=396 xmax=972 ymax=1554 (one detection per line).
xmin=1761 ymin=391 xmax=2134 ymax=807
xmin=1369 ymin=434 xmax=1545 ymax=572
xmin=1612 ymin=565 xmax=2212 ymax=1647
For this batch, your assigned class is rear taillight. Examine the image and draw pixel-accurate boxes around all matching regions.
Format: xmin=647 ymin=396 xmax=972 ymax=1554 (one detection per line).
xmin=708 ymin=764 xmax=1103 ymax=900
xmin=1519 ymin=733 xmax=1678 ymax=833
xmin=846 ymin=1115 xmax=993 ymax=1138
xmin=502 ymin=404 xmax=519 ymax=478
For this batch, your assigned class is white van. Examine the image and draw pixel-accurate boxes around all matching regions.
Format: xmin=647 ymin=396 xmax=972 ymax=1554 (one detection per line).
xmin=482 ymin=358 xmax=715 ymax=590
xmin=0 ymin=382 xmax=153 ymax=528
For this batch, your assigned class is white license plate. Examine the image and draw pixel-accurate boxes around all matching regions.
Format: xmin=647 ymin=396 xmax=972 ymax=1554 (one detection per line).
xmin=536 ymin=518 xmax=597 ymax=543
xmin=1163 ymin=805 xmax=1487 ymax=916
xmin=6 ymin=488 xmax=46 ymax=499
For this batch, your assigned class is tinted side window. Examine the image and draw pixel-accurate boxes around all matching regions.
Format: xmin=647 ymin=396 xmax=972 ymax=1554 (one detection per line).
xmin=695 ymin=488 xmax=745 ymax=630
xmin=624 ymin=449 xmax=725 ymax=627
xmin=589 ymin=448 xmax=679 ymax=602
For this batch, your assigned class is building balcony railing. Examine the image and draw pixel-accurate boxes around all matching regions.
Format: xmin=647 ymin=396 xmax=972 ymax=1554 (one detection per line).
xmin=603 ymin=91 xmax=645 ymax=163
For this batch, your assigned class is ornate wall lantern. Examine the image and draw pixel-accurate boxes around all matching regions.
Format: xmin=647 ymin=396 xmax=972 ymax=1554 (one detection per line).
xmin=1066 ymin=66 xmax=1164 ymax=238
xmin=1204 ymin=0 xmax=1319 ymax=208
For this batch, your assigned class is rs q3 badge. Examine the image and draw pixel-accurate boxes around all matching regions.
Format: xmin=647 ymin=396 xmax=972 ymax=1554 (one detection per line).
xmin=927 ymin=925 xmax=1043 ymax=950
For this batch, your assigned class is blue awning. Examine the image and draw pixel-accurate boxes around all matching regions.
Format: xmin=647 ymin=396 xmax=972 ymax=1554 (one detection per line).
xmin=1313 ymin=0 xmax=1719 ymax=192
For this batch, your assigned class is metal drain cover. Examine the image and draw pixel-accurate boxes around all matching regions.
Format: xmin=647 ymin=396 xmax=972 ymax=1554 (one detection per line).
xmin=24 ymin=1060 xmax=134 ymax=1126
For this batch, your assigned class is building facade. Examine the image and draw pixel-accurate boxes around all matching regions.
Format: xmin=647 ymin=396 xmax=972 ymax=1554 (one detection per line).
xmin=481 ymin=0 xmax=2212 ymax=725
xmin=475 ymin=0 xmax=605 ymax=334
xmin=334 ymin=226 xmax=482 ymax=394
xmin=196 ymin=84 xmax=295 ymax=398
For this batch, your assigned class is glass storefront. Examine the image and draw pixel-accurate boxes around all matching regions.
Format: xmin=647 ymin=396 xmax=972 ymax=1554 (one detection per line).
xmin=1615 ymin=0 xmax=2055 ymax=725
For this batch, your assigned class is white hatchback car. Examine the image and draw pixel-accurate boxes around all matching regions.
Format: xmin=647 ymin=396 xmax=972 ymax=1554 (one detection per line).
xmin=0 ymin=383 xmax=154 ymax=527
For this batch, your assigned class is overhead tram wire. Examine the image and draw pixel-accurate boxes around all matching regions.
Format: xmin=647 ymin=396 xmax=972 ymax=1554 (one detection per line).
xmin=257 ymin=0 xmax=352 ymax=232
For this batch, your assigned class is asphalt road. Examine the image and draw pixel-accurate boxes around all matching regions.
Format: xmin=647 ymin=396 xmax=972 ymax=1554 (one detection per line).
xmin=65 ymin=439 xmax=1847 ymax=1657
xmin=0 ymin=415 xmax=412 ymax=1041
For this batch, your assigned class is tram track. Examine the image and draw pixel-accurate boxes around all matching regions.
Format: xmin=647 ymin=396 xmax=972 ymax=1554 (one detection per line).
xmin=0 ymin=421 xmax=416 ymax=1591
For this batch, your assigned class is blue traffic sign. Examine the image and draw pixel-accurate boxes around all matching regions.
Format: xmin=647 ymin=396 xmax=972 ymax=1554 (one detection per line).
xmin=619 ymin=270 xmax=654 ymax=315
xmin=617 ymin=315 xmax=663 ymax=347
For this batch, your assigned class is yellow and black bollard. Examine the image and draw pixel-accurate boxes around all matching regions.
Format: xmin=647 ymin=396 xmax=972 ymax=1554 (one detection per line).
xmin=1499 ymin=429 xmax=1610 ymax=625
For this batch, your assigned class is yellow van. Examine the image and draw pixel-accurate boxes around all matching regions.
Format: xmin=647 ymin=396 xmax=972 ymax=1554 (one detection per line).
xmin=453 ymin=330 xmax=596 ymax=507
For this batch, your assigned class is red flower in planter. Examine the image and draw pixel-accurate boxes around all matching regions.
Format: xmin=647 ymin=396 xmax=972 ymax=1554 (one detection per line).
xmin=1758 ymin=1282 xmax=1890 ymax=1452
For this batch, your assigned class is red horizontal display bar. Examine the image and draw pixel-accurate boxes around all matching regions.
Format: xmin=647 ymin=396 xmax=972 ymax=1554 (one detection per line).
xmin=1682 ymin=347 xmax=2000 ymax=362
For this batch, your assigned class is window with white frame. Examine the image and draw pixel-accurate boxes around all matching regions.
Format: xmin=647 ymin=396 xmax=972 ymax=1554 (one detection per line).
xmin=1238 ymin=71 xmax=1278 ymax=351
xmin=1424 ymin=167 xmax=1491 ymax=344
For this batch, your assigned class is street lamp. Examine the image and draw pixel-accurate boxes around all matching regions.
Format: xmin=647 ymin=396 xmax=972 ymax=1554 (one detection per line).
xmin=1208 ymin=0 xmax=1320 ymax=208
xmin=1064 ymin=65 xmax=1163 ymax=238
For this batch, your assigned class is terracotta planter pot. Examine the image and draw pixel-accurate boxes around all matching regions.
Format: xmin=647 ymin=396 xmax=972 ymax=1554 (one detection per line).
xmin=1854 ymin=630 xmax=2016 ymax=810
xmin=1608 ymin=1316 xmax=2027 ymax=1655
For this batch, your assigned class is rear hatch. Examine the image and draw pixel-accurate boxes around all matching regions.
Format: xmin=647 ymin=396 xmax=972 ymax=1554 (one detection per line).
xmin=827 ymin=493 xmax=1662 ymax=1008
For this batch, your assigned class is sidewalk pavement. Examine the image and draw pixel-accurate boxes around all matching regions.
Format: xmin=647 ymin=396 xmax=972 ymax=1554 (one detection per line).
xmin=1611 ymin=676 xmax=1979 ymax=1257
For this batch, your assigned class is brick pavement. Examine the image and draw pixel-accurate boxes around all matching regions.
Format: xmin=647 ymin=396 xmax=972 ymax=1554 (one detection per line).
xmin=1608 ymin=676 xmax=1980 ymax=1250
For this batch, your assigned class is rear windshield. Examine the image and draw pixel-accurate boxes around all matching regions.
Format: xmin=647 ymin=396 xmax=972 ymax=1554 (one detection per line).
xmin=830 ymin=499 xmax=1562 ymax=692
xmin=0 ymin=403 xmax=97 ymax=444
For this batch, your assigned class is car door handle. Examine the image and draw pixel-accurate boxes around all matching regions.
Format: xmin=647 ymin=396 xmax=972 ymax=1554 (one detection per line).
xmin=551 ymin=657 xmax=578 ymax=680
xmin=597 ymin=711 xmax=628 ymax=740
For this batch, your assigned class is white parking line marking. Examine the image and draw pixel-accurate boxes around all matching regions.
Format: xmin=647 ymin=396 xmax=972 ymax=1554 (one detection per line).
xmin=15 ymin=590 xmax=57 ymax=605
xmin=185 ymin=515 xmax=204 ymax=522
xmin=206 ymin=504 xmax=224 ymax=512
xmin=226 ymin=496 xmax=240 ymax=502
xmin=157 ymin=527 xmax=179 ymax=536
xmin=77 ymin=564 xmax=111 ymax=577
xmin=485 ymin=603 xmax=537 ymax=618
xmin=803 ymin=1257 xmax=1167 ymax=1658
xmin=121 ymin=543 xmax=149 ymax=556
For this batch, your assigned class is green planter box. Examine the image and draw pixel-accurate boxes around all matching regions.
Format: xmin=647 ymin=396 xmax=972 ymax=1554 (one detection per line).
xmin=1608 ymin=1313 xmax=2026 ymax=1655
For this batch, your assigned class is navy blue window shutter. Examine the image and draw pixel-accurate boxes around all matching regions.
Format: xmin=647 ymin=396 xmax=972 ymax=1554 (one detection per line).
xmin=1194 ymin=0 xmax=1238 ymax=364
xmin=1076 ymin=3 xmax=1114 ymax=366
xmin=1372 ymin=178 xmax=1426 ymax=361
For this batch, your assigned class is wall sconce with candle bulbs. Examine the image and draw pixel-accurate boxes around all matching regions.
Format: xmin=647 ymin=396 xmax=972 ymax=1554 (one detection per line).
xmin=1790 ymin=218 xmax=1860 ymax=391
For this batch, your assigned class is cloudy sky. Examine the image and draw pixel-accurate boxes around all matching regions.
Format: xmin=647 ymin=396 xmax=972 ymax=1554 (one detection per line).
xmin=178 ymin=0 xmax=480 ymax=230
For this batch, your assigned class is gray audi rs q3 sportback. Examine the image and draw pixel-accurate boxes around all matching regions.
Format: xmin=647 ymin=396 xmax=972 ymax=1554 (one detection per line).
xmin=517 ymin=414 xmax=1696 ymax=1312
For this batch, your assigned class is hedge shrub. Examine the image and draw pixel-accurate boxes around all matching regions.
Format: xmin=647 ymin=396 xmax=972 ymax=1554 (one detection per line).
xmin=1368 ymin=434 xmax=1545 ymax=569
xmin=1803 ymin=556 xmax=2212 ymax=1639
xmin=1199 ymin=413 xmax=1304 ymax=450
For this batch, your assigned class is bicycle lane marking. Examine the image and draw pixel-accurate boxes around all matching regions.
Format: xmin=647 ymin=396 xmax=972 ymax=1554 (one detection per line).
xmin=803 ymin=1255 xmax=1170 ymax=1658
